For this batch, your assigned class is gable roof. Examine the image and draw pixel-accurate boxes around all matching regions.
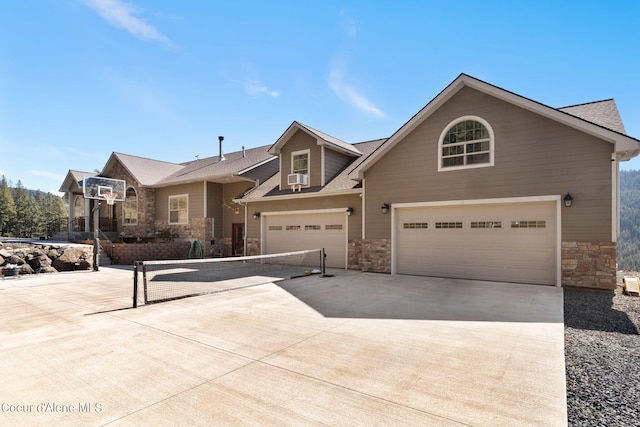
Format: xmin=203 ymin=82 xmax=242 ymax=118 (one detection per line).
xmin=59 ymin=170 xmax=96 ymax=193
xmin=239 ymin=138 xmax=385 ymax=201
xmin=154 ymin=145 xmax=273 ymax=186
xmin=349 ymin=74 xmax=640 ymax=180
xmin=268 ymin=121 xmax=362 ymax=157
xmin=104 ymin=153 xmax=184 ymax=186
xmin=559 ymin=99 xmax=626 ymax=134
xmin=99 ymin=146 xmax=274 ymax=187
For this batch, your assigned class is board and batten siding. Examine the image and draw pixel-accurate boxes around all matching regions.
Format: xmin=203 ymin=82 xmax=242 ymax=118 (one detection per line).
xmin=155 ymin=182 xmax=205 ymax=222
xmin=279 ymin=130 xmax=322 ymax=188
xmin=364 ymin=86 xmax=613 ymax=242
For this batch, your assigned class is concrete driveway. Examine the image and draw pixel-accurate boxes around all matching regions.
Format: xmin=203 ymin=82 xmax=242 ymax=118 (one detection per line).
xmin=0 ymin=267 xmax=566 ymax=426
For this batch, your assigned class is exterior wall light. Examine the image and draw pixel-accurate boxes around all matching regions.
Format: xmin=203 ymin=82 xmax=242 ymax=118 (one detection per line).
xmin=253 ymin=212 xmax=261 ymax=220
xmin=381 ymin=203 xmax=390 ymax=214
xmin=346 ymin=207 xmax=354 ymax=216
xmin=563 ymin=193 xmax=573 ymax=208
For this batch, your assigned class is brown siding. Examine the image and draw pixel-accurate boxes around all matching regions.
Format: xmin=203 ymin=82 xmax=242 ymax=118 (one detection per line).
xmin=279 ymin=130 xmax=322 ymax=188
xmin=245 ymin=194 xmax=362 ymax=241
xmin=324 ymin=148 xmax=352 ymax=184
xmin=221 ymin=181 xmax=254 ymax=238
xmin=207 ymin=182 xmax=223 ymax=237
xmin=155 ymin=182 xmax=205 ymax=222
xmin=364 ymin=86 xmax=613 ymax=242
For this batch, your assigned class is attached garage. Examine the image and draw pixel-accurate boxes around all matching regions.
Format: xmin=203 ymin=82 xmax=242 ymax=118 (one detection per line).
xmin=393 ymin=198 xmax=559 ymax=285
xmin=262 ymin=209 xmax=348 ymax=268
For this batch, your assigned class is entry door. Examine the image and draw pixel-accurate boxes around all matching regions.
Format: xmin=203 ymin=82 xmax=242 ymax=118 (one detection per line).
xmin=232 ymin=223 xmax=244 ymax=256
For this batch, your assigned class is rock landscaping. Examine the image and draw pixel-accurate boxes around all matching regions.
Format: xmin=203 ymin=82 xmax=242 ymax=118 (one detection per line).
xmin=565 ymin=272 xmax=640 ymax=426
xmin=0 ymin=241 xmax=93 ymax=275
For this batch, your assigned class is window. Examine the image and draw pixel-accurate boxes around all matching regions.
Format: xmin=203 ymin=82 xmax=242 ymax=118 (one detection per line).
xmin=511 ymin=220 xmax=546 ymax=228
xmin=438 ymin=116 xmax=494 ymax=171
xmin=305 ymin=225 xmax=321 ymax=230
xmin=286 ymin=225 xmax=301 ymax=230
xmin=325 ymin=224 xmax=343 ymax=230
xmin=403 ymin=222 xmax=429 ymax=229
xmin=123 ymin=187 xmax=138 ymax=225
xmin=268 ymin=225 xmax=282 ymax=231
xmin=169 ymin=194 xmax=188 ymax=224
xmin=471 ymin=221 xmax=501 ymax=228
xmin=291 ymin=149 xmax=309 ymax=177
xmin=435 ymin=222 xmax=463 ymax=229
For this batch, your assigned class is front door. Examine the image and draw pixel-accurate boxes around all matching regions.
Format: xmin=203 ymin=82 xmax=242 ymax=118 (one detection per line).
xmin=232 ymin=223 xmax=244 ymax=256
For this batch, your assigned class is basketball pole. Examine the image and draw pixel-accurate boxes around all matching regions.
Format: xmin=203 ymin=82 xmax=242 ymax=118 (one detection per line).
xmin=93 ymin=201 xmax=100 ymax=272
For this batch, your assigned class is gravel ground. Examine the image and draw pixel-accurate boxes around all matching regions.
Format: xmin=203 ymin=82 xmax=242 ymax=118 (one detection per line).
xmin=565 ymin=272 xmax=640 ymax=426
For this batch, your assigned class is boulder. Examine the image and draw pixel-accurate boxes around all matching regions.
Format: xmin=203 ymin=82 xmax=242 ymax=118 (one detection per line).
xmin=52 ymin=247 xmax=93 ymax=272
xmin=20 ymin=264 xmax=34 ymax=274
xmin=0 ymin=248 xmax=10 ymax=258
xmin=47 ymin=249 xmax=60 ymax=260
xmin=7 ymin=255 xmax=24 ymax=265
xmin=38 ymin=266 xmax=57 ymax=274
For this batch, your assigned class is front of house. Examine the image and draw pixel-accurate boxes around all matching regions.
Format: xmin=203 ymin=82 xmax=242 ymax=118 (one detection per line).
xmin=60 ymin=74 xmax=640 ymax=290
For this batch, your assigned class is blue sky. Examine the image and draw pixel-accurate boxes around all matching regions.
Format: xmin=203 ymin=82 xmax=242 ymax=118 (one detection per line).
xmin=1 ymin=0 xmax=639 ymax=194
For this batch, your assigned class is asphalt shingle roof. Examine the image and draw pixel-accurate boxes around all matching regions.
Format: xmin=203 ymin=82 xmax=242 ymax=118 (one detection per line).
xmin=240 ymin=138 xmax=385 ymax=200
xmin=559 ymin=99 xmax=627 ymax=134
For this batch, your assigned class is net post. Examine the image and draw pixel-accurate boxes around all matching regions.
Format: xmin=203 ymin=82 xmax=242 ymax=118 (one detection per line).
xmin=142 ymin=263 xmax=148 ymax=305
xmin=321 ymin=248 xmax=326 ymax=276
xmin=133 ymin=262 xmax=138 ymax=308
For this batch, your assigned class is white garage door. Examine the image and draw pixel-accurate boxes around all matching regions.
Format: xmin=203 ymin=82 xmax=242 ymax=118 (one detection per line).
xmin=264 ymin=212 xmax=347 ymax=268
xmin=396 ymin=202 xmax=556 ymax=285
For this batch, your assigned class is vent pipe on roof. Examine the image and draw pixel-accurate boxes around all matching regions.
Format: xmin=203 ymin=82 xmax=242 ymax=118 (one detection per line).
xmin=218 ymin=136 xmax=225 ymax=162
xmin=242 ymin=146 xmax=245 ymax=158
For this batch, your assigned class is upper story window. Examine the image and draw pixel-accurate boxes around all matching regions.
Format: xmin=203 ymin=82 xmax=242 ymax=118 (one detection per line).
xmin=123 ymin=187 xmax=138 ymax=225
xmin=169 ymin=194 xmax=188 ymax=224
xmin=292 ymin=149 xmax=309 ymax=175
xmin=438 ymin=116 xmax=494 ymax=171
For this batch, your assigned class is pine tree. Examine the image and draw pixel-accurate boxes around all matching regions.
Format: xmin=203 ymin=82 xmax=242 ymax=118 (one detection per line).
xmin=0 ymin=176 xmax=16 ymax=235
xmin=11 ymin=181 xmax=41 ymax=237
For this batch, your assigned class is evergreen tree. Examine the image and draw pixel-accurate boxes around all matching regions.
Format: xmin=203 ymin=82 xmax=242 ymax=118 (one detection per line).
xmin=11 ymin=181 xmax=41 ymax=237
xmin=0 ymin=176 xmax=16 ymax=235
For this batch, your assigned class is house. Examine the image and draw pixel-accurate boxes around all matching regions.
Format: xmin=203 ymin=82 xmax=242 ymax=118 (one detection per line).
xmin=60 ymin=74 xmax=640 ymax=290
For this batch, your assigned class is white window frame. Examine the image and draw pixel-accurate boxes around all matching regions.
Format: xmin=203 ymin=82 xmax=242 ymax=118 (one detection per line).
xmin=438 ymin=115 xmax=495 ymax=172
xmin=123 ymin=186 xmax=138 ymax=226
xmin=291 ymin=149 xmax=310 ymax=187
xmin=168 ymin=194 xmax=189 ymax=224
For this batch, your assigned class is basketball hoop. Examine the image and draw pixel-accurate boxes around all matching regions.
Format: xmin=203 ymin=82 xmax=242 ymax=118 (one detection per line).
xmin=103 ymin=192 xmax=118 ymax=205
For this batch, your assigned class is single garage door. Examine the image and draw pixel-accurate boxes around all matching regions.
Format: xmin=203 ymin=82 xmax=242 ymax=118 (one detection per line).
xmin=396 ymin=201 xmax=556 ymax=285
xmin=264 ymin=212 xmax=347 ymax=268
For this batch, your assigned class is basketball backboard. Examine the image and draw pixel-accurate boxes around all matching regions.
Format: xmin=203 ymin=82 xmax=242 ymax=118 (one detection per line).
xmin=83 ymin=176 xmax=126 ymax=201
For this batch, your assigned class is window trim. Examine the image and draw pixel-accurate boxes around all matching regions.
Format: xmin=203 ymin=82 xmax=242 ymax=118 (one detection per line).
xmin=168 ymin=194 xmax=189 ymax=224
xmin=291 ymin=149 xmax=310 ymax=187
xmin=123 ymin=186 xmax=138 ymax=226
xmin=437 ymin=115 xmax=495 ymax=172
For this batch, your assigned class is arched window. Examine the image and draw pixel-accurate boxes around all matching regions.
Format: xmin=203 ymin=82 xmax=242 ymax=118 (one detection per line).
xmin=123 ymin=187 xmax=138 ymax=225
xmin=438 ymin=116 xmax=494 ymax=171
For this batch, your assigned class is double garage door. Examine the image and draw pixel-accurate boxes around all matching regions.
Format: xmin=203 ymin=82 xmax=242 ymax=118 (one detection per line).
xmin=263 ymin=212 xmax=347 ymax=268
xmin=396 ymin=201 xmax=557 ymax=285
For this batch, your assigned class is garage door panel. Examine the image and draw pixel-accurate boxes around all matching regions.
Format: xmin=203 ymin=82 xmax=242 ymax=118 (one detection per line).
xmin=264 ymin=212 xmax=346 ymax=269
xmin=396 ymin=202 xmax=556 ymax=285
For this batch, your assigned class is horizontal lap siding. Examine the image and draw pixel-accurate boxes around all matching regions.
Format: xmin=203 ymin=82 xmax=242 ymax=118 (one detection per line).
xmin=324 ymin=148 xmax=352 ymax=183
xmin=155 ymin=182 xmax=205 ymax=221
xmin=280 ymin=131 xmax=322 ymax=188
xmin=365 ymin=86 xmax=612 ymax=242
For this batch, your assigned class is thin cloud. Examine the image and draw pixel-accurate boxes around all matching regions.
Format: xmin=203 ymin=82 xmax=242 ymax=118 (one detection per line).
xmin=30 ymin=170 xmax=66 ymax=182
xmin=244 ymin=80 xmax=280 ymax=98
xmin=328 ymin=67 xmax=386 ymax=118
xmin=81 ymin=0 xmax=173 ymax=47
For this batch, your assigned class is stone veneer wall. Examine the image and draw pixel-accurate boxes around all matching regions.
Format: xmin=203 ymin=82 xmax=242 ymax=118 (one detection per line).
xmin=104 ymin=161 xmax=156 ymax=237
xmin=361 ymin=239 xmax=391 ymax=273
xmin=111 ymin=241 xmax=191 ymax=265
xmin=154 ymin=218 xmax=214 ymax=257
xmin=246 ymin=238 xmax=261 ymax=256
xmin=348 ymin=239 xmax=362 ymax=270
xmin=562 ymin=242 xmax=616 ymax=290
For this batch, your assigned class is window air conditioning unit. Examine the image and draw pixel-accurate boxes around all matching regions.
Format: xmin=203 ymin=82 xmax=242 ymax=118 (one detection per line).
xmin=287 ymin=173 xmax=308 ymax=186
